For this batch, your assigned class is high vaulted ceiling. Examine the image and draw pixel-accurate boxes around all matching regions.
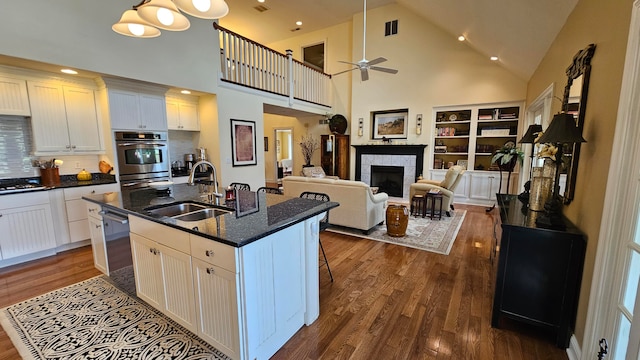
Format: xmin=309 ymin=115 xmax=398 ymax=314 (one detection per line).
xmin=219 ymin=0 xmax=578 ymax=80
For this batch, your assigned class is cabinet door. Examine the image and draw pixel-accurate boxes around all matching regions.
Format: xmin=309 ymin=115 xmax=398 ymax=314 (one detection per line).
xmin=166 ymin=98 xmax=180 ymax=130
xmin=63 ymin=86 xmax=102 ymax=152
xmin=130 ymin=233 xmax=164 ymax=310
xmin=139 ymin=94 xmax=167 ymax=131
xmin=469 ymin=172 xmax=505 ymax=201
xmin=0 ymin=76 xmax=30 ymax=116
xmin=88 ymin=215 xmax=108 ymax=274
xmin=177 ymin=101 xmax=199 ymax=130
xmin=192 ymin=258 xmax=240 ymax=359
xmin=108 ymin=89 xmax=141 ymax=130
xmin=158 ymin=243 xmax=196 ymax=332
xmin=27 ymin=81 xmax=71 ymax=153
xmin=0 ymin=204 xmax=56 ymax=259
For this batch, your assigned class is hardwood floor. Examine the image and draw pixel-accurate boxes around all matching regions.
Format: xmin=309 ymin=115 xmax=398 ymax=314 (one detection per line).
xmin=0 ymin=205 xmax=568 ymax=360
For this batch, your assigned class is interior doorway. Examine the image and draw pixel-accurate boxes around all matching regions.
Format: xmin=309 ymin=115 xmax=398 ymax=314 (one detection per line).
xmin=274 ymin=128 xmax=293 ymax=183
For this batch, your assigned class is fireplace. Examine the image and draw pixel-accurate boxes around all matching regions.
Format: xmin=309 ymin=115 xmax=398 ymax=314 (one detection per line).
xmin=353 ymin=144 xmax=428 ymax=199
xmin=371 ymin=165 xmax=404 ymax=197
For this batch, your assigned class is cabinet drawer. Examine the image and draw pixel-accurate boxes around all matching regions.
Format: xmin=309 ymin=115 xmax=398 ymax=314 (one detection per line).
xmin=68 ymin=219 xmax=90 ymax=242
xmin=190 ymin=235 xmax=236 ymax=272
xmin=129 ymin=216 xmax=190 ymax=253
xmin=1 ymin=191 xmax=50 ymax=209
xmin=85 ymin=201 xmax=102 ymax=220
xmin=64 ymin=184 xmax=119 ymax=200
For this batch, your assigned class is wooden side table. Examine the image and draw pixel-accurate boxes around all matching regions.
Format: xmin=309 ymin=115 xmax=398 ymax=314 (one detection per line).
xmin=410 ymin=194 xmax=425 ymax=216
xmin=424 ymin=192 xmax=443 ymax=220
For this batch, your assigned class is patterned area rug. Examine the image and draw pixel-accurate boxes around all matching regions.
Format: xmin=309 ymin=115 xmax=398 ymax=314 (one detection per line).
xmin=327 ymin=209 xmax=466 ymax=255
xmin=0 ymin=276 xmax=230 ymax=360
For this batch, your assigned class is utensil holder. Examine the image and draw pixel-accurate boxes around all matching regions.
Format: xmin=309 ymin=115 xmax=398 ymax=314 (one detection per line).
xmin=40 ymin=168 xmax=61 ymax=187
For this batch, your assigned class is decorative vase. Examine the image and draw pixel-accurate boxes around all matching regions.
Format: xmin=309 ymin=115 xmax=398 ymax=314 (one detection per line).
xmin=386 ymin=204 xmax=409 ymax=237
xmin=542 ymin=158 xmax=556 ymax=178
xmin=529 ymin=165 xmax=553 ymax=212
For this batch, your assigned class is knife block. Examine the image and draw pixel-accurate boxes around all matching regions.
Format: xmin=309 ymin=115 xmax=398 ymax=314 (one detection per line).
xmin=40 ymin=168 xmax=61 ymax=187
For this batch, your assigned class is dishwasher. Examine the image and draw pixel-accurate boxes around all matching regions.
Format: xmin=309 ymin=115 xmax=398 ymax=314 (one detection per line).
xmin=101 ymin=208 xmax=134 ymax=293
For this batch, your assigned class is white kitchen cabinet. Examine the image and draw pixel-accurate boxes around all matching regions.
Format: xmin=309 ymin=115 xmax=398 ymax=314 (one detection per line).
xmin=130 ymin=226 xmax=196 ymax=332
xmin=108 ymin=89 xmax=167 ymax=131
xmin=0 ymin=75 xmax=30 ymax=115
xmin=28 ymin=81 xmax=103 ymax=154
xmin=166 ymin=96 xmax=199 ymax=131
xmin=86 ymin=203 xmax=108 ymax=275
xmin=192 ymin=258 xmax=241 ymax=358
xmin=0 ymin=192 xmax=56 ymax=261
xmin=65 ymin=184 xmax=118 ymax=245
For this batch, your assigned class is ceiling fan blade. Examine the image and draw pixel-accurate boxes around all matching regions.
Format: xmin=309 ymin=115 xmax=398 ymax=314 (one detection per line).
xmin=370 ymin=66 xmax=398 ymax=74
xmin=360 ymin=68 xmax=369 ymax=81
xmin=367 ymin=57 xmax=387 ymax=66
xmin=332 ymin=67 xmax=358 ymax=76
xmin=338 ymin=60 xmax=359 ymax=66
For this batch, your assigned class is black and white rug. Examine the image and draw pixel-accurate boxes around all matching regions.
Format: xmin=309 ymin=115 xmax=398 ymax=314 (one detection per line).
xmin=327 ymin=209 xmax=466 ymax=255
xmin=0 ymin=276 xmax=231 ymax=360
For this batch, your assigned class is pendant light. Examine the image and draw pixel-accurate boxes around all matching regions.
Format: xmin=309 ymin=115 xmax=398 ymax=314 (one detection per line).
xmin=112 ymin=9 xmax=161 ymax=38
xmin=137 ymin=0 xmax=190 ymax=31
xmin=173 ymin=0 xmax=229 ymax=19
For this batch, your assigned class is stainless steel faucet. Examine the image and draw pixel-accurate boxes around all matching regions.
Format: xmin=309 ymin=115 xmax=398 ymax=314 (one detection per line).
xmin=188 ymin=160 xmax=223 ymax=205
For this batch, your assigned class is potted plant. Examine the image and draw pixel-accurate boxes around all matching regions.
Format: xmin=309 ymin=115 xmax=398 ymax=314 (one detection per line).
xmin=299 ymin=134 xmax=319 ymax=167
xmin=491 ymin=144 xmax=524 ymax=172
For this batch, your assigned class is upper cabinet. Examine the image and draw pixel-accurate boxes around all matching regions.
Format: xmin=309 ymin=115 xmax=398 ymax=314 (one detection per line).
xmin=166 ymin=96 xmax=199 ymax=131
xmin=0 ymin=75 xmax=30 ymax=116
xmin=28 ymin=81 xmax=103 ymax=155
xmin=108 ymin=89 xmax=167 ymax=131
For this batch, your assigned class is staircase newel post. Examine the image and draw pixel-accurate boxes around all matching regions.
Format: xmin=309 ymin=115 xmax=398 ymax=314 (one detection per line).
xmin=286 ymin=49 xmax=294 ymax=106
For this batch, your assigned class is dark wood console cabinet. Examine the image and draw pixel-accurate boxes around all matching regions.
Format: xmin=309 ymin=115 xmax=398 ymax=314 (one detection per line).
xmin=492 ymin=194 xmax=586 ymax=348
xmin=321 ymin=134 xmax=350 ymax=179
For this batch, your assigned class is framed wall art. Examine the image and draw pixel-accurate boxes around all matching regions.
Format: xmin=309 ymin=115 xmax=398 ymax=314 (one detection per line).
xmin=372 ymin=109 xmax=408 ymax=140
xmin=231 ymin=119 xmax=257 ymax=166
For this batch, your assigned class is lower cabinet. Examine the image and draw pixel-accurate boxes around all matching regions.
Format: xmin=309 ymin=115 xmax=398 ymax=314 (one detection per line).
xmin=429 ymin=169 xmax=518 ymax=206
xmin=192 ymin=258 xmax=240 ymax=358
xmin=130 ymin=232 xmax=197 ymax=332
xmin=86 ymin=202 xmax=108 ymax=274
xmin=0 ymin=192 xmax=56 ymax=262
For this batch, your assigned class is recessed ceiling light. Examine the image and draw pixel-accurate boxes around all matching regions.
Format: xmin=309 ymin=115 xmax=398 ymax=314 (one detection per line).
xmin=180 ymin=90 xmax=191 ymax=94
xmin=458 ymin=35 xmax=465 ymax=41
xmin=296 ymin=21 xmax=302 ymax=26
xmin=490 ymin=56 xmax=499 ymax=61
xmin=257 ymin=0 xmax=265 ymax=2
xmin=61 ymin=69 xmax=78 ymax=75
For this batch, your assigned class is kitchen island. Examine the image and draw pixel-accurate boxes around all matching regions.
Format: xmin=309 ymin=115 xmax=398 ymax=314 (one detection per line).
xmin=84 ymin=184 xmax=338 ymax=360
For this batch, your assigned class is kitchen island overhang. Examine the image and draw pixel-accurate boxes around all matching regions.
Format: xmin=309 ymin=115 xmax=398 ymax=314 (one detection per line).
xmin=83 ymin=184 xmax=339 ymax=360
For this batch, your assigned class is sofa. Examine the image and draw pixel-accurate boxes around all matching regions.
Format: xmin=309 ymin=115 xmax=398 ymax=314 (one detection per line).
xmin=282 ymin=176 xmax=388 ymax=233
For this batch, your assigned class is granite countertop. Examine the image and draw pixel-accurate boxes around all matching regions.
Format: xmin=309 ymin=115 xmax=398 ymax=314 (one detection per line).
xmin=0 ymin=173 xmax=117 ymax=195
xmin=83 ymin=183 xmax=339 ymax=248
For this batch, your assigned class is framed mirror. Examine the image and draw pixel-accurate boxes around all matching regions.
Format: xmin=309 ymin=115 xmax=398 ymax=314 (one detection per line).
xmin=561 ymin=43 xmax=596 ymax=204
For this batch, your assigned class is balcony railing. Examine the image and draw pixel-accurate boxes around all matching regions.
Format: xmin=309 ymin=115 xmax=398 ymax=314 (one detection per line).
xmin=214 ymin=23 xmax=332 ymax=107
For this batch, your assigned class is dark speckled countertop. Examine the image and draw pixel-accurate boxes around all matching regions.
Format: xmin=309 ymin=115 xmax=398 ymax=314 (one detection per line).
xmin=0 ymin=173 xmax=117 ymax=195
xmin=83 ymin=183 xmax=339 ymax=248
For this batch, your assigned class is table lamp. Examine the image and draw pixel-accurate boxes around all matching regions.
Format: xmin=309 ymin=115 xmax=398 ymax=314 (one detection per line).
xmin=517 ymin=124 xmax=543 ymax=202
xmin=534 ymin=113 xmax=586 ymax=230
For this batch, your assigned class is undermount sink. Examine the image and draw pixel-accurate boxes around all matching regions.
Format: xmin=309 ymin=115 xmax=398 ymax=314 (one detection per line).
xmin=172 ymin=208 xmax=231 ymax=221
xmin=145 ymin=201 xmax=231 ymax=221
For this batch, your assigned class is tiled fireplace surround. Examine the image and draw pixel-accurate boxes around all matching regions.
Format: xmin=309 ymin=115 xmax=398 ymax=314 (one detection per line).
xmin=354 ymin=145 xmax=427 ymax=199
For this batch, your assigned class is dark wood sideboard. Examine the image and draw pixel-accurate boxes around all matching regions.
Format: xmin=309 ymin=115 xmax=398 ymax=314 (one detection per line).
xmin=492 ymin=194 xmax=586 ymax=348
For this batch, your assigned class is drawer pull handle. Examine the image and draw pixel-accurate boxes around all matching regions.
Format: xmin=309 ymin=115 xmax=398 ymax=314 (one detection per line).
xmin=95 ymin=224 xmax=101 ymax=229
xmin=205 ymin=250 xmax=214 ymax=257
xmin=206 ymin=268 xmax=215 ymax=274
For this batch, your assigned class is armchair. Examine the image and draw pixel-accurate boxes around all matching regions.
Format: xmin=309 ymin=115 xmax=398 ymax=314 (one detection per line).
xmin=409 ymin=165 xmax=465 ymax=216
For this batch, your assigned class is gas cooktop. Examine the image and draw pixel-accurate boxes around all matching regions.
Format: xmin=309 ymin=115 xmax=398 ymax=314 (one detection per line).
xmin=0 ymin=182 xmax=47 ymax=195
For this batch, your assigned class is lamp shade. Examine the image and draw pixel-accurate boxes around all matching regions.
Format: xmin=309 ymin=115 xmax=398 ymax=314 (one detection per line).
xmin=112 ymin=10 xmax=161 ymax=38
xmin=137 ymin=0 xmax=190 ymax=31
xmin=537 ymin=113 xmax=586 ymax=144
xmin=174 ymin=0 xmax=229 ymax=19
xmin=518 ymin=124 xmax=543 ymax=143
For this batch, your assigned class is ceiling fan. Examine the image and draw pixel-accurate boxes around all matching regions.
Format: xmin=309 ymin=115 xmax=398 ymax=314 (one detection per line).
xmin=333 ymin=0 xmax=398 ymax=81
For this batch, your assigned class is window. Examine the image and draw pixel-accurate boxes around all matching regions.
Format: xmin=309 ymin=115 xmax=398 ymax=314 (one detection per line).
xmin=385 ymin=20 xmax=398 ymax=36
xmin=302 ymin=43 xmax=324 ymax=72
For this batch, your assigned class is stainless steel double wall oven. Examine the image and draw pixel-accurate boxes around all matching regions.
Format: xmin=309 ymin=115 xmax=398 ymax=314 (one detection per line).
xmin=115 ymin=131 xmax=170 ymax=188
